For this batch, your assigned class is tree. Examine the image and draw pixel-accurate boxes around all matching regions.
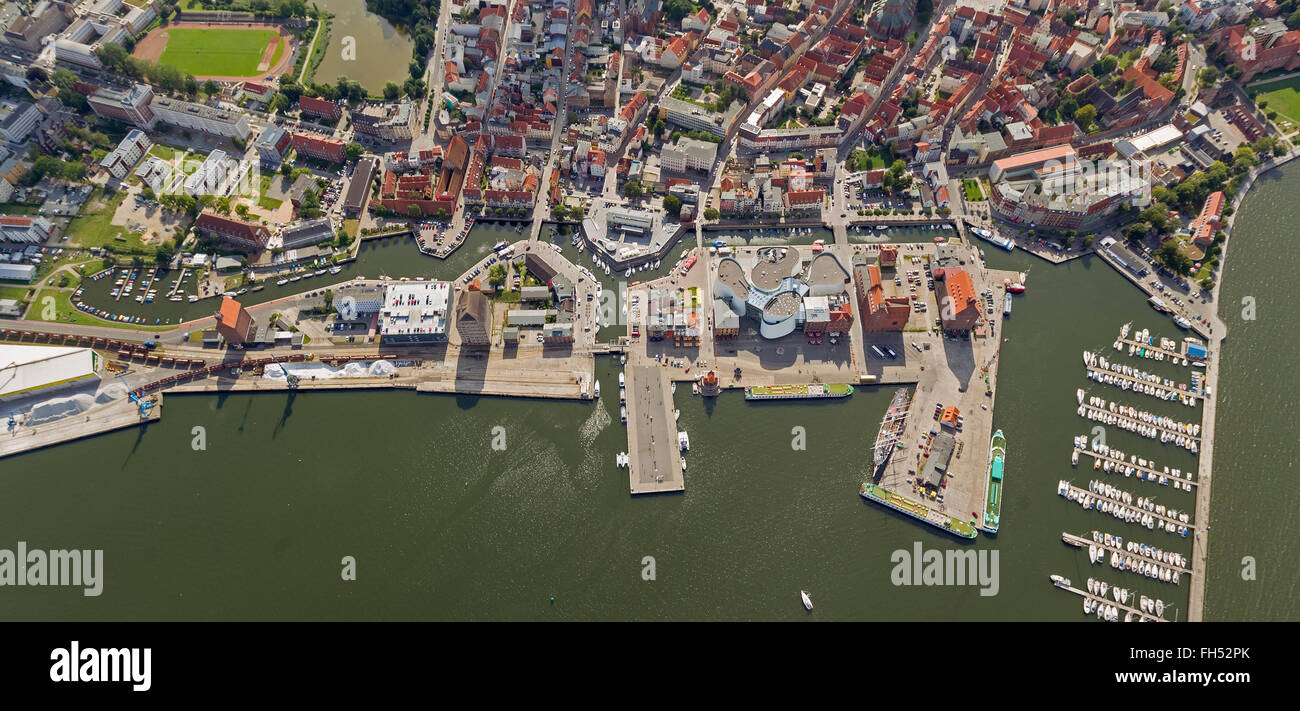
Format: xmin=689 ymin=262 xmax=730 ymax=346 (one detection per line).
xmin=663 ymin=193 xmax=682 ymax=215
xmin=704 ymin=208 xmax=720 ymax=220
xmin=487 ymin=263 xmax=507 ymax=286
xmin=384 ymin=82 xmax=401 ymax=101
xmin=1074 ymin=104 xmax=1098 ymax=131
xmin=623 ymin=180 xmax=643 ymax=198
xmin=267 ymin=93 xmax=290 ymax=114
xmin=345 ymin=142 xmax=365 ymax=163
xmin=184 ymin=75 xmax=199 ymax=95
xmin=203 ymin=80 xmax=220 ymax=96
xmin=1091 ymin=55 xmax=1118 ymax=76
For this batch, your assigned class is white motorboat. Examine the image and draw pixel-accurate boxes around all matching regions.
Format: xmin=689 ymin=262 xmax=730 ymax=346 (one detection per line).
xmin=594 ymin=380 xmax=601 ymax=398
xmin=801 ymin=590 xmax=813 ymax=611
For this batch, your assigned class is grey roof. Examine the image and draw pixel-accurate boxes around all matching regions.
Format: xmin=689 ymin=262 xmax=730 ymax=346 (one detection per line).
xmin=280 ymin=218 xmax=334 ymax=250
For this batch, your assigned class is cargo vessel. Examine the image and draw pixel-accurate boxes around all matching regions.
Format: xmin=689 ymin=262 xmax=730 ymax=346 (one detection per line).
xmin=982 ymin=429 xmax=1006 ymax=534
xmin=859 ymin=484 xmax=978 ymax=539
xmin=744 ymin=383 xmax=853 ymax=400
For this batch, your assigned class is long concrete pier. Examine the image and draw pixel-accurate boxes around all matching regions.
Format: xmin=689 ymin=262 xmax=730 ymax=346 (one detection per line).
xmin=0 ymin=395 xmax=162 ymax=459
xmin=625 ymin=365 xmax=684 ymax=495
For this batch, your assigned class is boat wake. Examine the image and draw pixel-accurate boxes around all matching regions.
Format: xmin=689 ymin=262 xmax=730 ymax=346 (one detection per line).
xmin=579 ymin=399 xmax=612 ymax=443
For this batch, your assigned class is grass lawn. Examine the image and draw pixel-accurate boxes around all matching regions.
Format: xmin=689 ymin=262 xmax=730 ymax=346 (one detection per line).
xmin=1248 ymin=75 xmax=1300 ymax=126
xmin=258 ymin=195 xmax=284 ymax=210
xmin=29 ymin=289 xmax=170 ymax=330
xmin=962 ymin=179 xmax=984 ymax=202
xmin=64 ymin=190 xmax=150 ymax=254
xmin=342 ymin=219 xmax=360 ymax=238
xmin=148 ymin=144 xmax=183 ymax=161
xmin=0 ymin=202 xmax=41 ymax=215
xmin=849 ymin=148 xmax=890 ymax=171
xmin=0 ymin=284 xmax=34 ymax=302
xmin=156 ymin=28 xmax=278 ymax=77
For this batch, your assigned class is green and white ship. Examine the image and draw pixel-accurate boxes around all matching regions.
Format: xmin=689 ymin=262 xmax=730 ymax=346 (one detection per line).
xmin=982 ymin=429 xmax=1006 ymax=534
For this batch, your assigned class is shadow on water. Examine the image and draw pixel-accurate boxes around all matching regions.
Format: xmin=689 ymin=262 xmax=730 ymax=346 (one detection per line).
xmin=120 ymin=419 xmax=154 ymax=469
xmin=237 ymin=397 xmax=254 ymax=433
xmin=858 ymin=498 xmax=978 ymax=546
xmin=272 ymin=390 xmax=297 ymax=438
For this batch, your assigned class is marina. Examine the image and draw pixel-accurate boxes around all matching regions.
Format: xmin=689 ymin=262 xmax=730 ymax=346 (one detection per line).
xmin=1083 ymin=351 xmax=1205 ymax=405
xmin=1065 ymin=531 xmax=1192 ymax=578
xmin=1057 ymin=480 xmax=1193 ymax=535
xmin=1075 ymin=392 xmax=1201 ymax=452
xmin=1047 ymin=575 xmax=1169 ymax=622
xmin=1072 ymin=436 xmax=1197 ymax=490
xmin=1113 ymin=324 xmax=1208 ymax=367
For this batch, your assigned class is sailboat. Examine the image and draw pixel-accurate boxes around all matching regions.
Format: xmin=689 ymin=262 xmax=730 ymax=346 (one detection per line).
xmin=800 ymin=590 xmax=813 ymax=611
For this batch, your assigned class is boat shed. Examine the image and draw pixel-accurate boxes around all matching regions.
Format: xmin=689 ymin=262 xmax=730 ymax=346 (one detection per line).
xmin=922 ymin=431 xmax=956 ymax=489
xmin=1185 ymin=342 xmax=1207 ymax=359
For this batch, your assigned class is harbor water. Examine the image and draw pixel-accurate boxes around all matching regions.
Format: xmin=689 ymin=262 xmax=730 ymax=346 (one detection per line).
xmin=2 ymin=194 xmax=1296 ymax=618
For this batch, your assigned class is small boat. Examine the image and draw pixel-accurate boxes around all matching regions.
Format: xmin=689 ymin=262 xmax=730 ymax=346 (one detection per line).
xmin=1007 ymin=282 xmax=1026 ymax=294
xmin=1050 ymin=574 xmax=1071 ymax=588
xmin=276 ymin=279 xmax=289 ymax=286
xmin=594 ymin=380 xmax=601 ymax=398
xmin=800 ymin=590 xmax=813 ymax=611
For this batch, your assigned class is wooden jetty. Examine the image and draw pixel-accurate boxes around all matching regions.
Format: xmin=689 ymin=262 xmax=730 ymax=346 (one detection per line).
xmin=1072 ymin=447 xmax=1198 ymax=489
xmin=1050 ymin=578 xmax=1169 ymax=622
xmin=1060 ymin=482 xmax=1195 ymax=529
xmin=1077 ymin=402 xmax=1201 ymax=443
xmin=1062 ymin=532 xmax=1192 ymax=576
xmin=1085 ymin=366 xmax=1205 ymax=402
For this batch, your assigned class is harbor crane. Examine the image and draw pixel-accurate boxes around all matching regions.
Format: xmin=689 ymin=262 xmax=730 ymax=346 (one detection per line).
xmin=268 ymin=353 xmax=301 ymax=388
xmin=115 ymin=373 xmax=154 ymax=417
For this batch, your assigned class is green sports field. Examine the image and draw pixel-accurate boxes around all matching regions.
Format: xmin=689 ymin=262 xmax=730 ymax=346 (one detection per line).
xmin=1248 ymin=76 xmax=1300 ymax=128
xmin=156 ymin=28 xmax=278 ymax=77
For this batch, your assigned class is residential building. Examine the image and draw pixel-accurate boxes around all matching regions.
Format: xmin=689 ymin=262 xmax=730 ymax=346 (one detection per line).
xmin=299 ymin=95 xmax=343 ymax=121
xmin=660 ymin=136 xmax=718 ymax=173
xmin=0 ymin=98 xmax=39 ymax=143
xmin=98 ymin=129 xmax=151 ymax=180
xmin=193 ymin=211 xmax=271 ymax=253
xmin=254 ymin=125 xmax=292 ymax=169
xmin=150 ymin=95 xmax=251 ymax=141
xmin=292 ymin=132 xmax=347 ymax=163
